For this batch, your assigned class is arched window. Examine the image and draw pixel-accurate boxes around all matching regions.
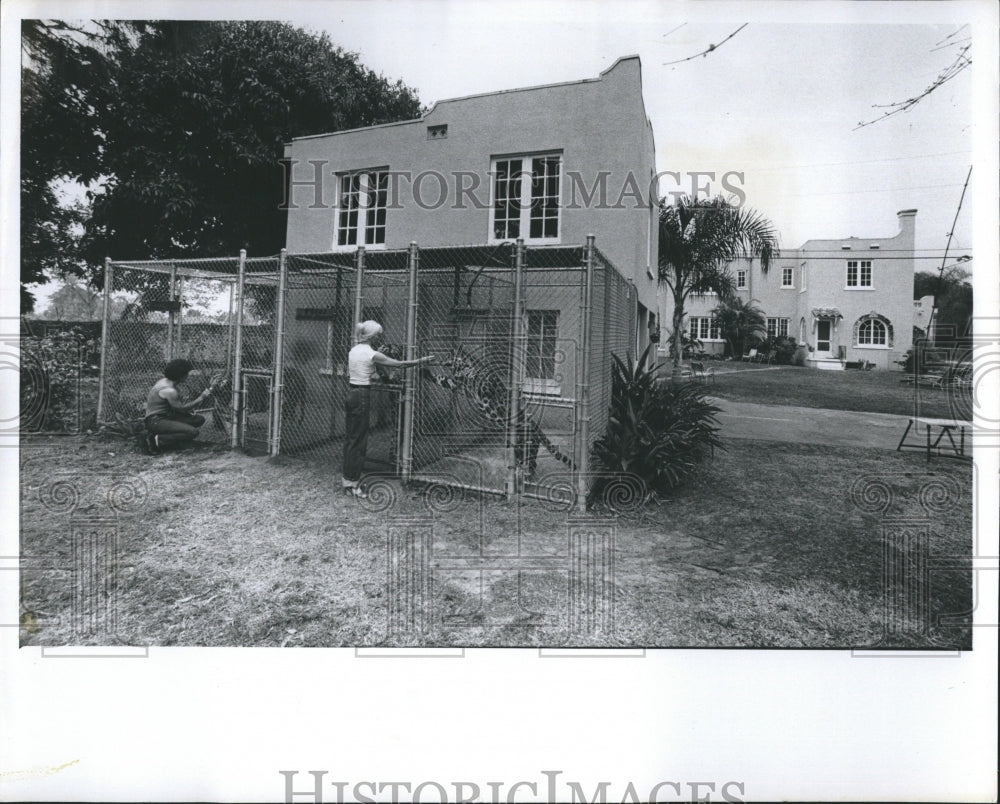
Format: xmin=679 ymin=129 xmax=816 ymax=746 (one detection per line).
xmin=854 ymin=313 xmax=893 ymax=347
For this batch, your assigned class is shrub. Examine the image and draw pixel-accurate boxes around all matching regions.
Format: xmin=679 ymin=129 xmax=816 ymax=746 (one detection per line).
xmin=590 ymin=346 xmax=723 ymax=505
xmin=20 ymin=330 xmax=94 ymax=432
xmin=759 ymin=335 xmax=798 ymax=365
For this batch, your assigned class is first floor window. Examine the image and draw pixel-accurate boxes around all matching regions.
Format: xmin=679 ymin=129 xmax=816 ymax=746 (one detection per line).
xmin=689 ymin=317 xmax=721 ymax=341
xmin=781 ymin=267 xmax=793 ymax=287
xmin=855 ymin=314 xmax=891 ymax=346
xmin=336 ymin=170 xmax=388 ymax=247
xmin=491 ymin=154 xmax=561 ymax=242
xmin=767 ymin=317 xmax=789 ymax=338
xmin=526 ymin=310 xmax=559 ymax=380
xmin=847 ymin=260 xmax=872 ymax=288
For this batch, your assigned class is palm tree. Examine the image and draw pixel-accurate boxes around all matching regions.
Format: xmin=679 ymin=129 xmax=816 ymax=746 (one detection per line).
xmin=712 ymin=296 xmax=768 ymax=359
xmin=658 ymin=195 xmax=779 ymax=380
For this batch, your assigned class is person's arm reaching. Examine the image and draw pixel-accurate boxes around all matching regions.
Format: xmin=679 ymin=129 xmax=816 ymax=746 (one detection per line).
xmin=372 ymin=352 xmax=435 ymax=369
xmin=159 ymin=382 xmax=215 ymax=413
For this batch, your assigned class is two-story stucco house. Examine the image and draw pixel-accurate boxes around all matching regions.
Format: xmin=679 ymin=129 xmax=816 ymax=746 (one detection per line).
xmin=282 ymin=55 xmax=659 ymax=365
xmin=660 ymin=209 xmax=929 ymax=370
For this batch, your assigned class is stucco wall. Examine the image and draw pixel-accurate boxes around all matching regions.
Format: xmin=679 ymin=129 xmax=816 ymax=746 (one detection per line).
xmin=284 ymin=56 xmax=658 ymax=314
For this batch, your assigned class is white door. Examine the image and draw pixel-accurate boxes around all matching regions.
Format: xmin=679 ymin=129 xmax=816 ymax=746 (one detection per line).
xmin=815 ymin=320 xmax=832 ymax=357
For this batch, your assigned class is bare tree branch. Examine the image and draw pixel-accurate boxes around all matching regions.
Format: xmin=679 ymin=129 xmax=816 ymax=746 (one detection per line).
xmin=855 ymin=36 xmax=971 ymax=129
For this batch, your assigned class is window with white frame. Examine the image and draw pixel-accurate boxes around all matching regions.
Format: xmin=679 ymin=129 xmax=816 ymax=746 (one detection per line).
xmin=689 ymin=317 xmax=721 ymax=341
xmin=781 ymin=267 xmax=793 ymax=287
xmin=767 ymin=317 xmax=789 ymax=338
xmin=336 ymin=170 xmax=388 ymax=247
xmin=491 ymin=154 xmax=561 ymax=242
xmin=800 ymin=263 xmax=807 ymax=291
xmin=854 ymin=314 xmax=892 ymax=347
xmin=846 ymin=260 xmax=872 ymax=288
xmin=736 ymin=269 xmax=747 ymax=289
xmin=525 ymin=310 xmax=559 ymax=391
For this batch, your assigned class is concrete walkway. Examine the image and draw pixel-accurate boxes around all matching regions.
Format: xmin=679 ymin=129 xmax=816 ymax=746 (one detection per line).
xmin=711 ymin=397 xmax=909 ymax=450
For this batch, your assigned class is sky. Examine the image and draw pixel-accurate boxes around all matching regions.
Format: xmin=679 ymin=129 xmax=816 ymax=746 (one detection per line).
xmin=289 ymin=4 xmax=977 ymax=259
xmin=5 ymin=1 xmax=993 ymax=315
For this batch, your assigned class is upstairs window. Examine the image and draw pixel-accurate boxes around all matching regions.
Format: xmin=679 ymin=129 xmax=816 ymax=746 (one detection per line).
xmin=491 ymin=154 xmax=561 ymax=242
xmin=781 ymin=267 xmax=794 ymax=287
xmin=846 ymin=260 xmax=872 ymax=288
xmin=736 ymin=269 xmax=747 ymax=289
xmin=336 ymin=170 xmax=388 ymax=248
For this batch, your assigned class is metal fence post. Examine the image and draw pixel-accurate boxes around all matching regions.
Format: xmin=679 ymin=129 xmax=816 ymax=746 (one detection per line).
xmin=270 ymin=248 xmax=288 ymax=457
xmin=175 ymin=274 xmax=184 ymax=354
xmin=352 ymin=246 xmax=365 ymax=344
xmin=399 ymin=242 xmax=419 ymax=484
xmin=505 ymin=239 xmax=526 ymax=498
xmin=576 ymin=235 xmax=596 ymax=512
xmin=230 ymin=250 xmax=246 ymax=449
xmin=95 ymin=258 xmax=114 ymax=425
xmin=167 ymin=264 xmax=177 ymax=360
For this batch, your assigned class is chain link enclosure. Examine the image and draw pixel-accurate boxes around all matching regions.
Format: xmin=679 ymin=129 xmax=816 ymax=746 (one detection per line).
xmin=99 ymin=239 xmax=637 ymax=506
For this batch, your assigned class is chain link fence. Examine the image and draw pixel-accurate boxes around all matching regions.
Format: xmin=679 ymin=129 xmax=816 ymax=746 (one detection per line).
xmin=99 ymin=239 xmax=637 ymax=505
xmin=98 ymin=258 xmax=238 ymax=445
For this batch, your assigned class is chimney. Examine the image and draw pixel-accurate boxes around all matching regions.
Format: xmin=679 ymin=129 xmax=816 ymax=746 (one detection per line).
xmin=896 ymin=209 xmax=917 ymax=247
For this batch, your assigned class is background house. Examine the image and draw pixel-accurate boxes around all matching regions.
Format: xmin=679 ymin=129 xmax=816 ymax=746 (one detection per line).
xmin=660 ymin=209 xmax=928 ymax=370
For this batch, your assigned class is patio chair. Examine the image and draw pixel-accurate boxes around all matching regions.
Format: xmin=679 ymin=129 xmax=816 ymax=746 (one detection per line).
xmin=690 ymin=360 xmax=714 ymax=384
xmin=754 ymin=349 xmax=775 ymax=365
xmin=741 ymin=348 xmax=758 ymax=362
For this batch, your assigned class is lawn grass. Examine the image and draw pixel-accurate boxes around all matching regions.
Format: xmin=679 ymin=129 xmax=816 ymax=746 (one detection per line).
xmin=19 ymin=431 xmax=972 ymax=648
xmin=707 ymin=364 xmax=967 ymax=419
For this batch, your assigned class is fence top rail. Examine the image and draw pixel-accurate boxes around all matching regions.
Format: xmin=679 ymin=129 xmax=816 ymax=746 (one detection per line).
xmin=107 ymin=242 xmax=618 ymax=277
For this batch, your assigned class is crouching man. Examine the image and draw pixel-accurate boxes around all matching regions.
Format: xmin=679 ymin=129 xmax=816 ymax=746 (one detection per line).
xmin=144 ymin=359 xmax=218 ymax=454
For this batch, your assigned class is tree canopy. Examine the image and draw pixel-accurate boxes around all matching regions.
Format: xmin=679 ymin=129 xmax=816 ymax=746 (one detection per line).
xmin=914 ymin=264 xmax=972 ymax=342
xmin=21 ymin=20 xmax=423 ymax=311
xmin=658 ymin=195 xmax=779 ymax=376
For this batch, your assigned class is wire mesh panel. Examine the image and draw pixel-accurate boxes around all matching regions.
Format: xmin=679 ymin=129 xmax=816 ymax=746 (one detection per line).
xmin=589 ymin=247 xmax=637 ymax=443
xmin=517 ymin=245 xmax=588 ymax=497
xmin=101 ymin=258 xmax=237 ymax=446
xmin=234 ymin=256 xmax=280 ymax=453
xmin=410 ymin=244 xmax=517 ymax=494
xmin=276 ymin=251 xmax=408 ymax=473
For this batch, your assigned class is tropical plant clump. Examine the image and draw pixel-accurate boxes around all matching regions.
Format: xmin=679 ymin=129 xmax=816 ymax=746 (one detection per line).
xmin=590 ymin=346 xmax=723 ymax=507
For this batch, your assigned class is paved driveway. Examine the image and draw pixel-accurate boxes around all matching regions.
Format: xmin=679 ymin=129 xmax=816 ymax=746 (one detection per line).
xmin=711 ymin=397 xmax=909 ymax=450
